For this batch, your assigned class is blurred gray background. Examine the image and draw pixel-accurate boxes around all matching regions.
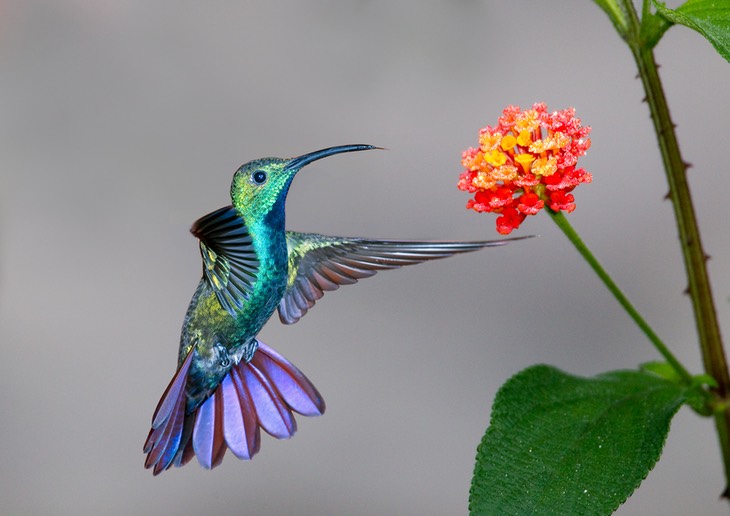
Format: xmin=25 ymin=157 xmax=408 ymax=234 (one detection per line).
xmin=2 ymin=1 xmax=729 ymax=514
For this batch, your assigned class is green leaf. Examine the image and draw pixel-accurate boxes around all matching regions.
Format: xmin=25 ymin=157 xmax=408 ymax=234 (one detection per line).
xmin=639 ymin=360 xmax=683 ymax=382
xmin=692 ymin=373 xmax=719 ymax=389
xmin=470 ymin=365 xmax=689 ymax=515
xmin=653 ymin=0 xmax=730 ymax=62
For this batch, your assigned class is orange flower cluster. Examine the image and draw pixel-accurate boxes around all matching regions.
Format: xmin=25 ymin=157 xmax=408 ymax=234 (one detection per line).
xmin=458 ymin=103 xmax=592 ymax=234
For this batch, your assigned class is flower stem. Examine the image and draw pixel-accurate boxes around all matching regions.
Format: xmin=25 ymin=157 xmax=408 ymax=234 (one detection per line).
xmin=619 ymin=0 xmax=730 ymax=497
xmin=548 ymin=209 xmax=692 ymax=383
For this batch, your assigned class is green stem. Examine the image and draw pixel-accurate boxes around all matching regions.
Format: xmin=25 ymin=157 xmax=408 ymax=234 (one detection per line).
xmin=548 ymin=209 xmax=692 ymax=383
xmin=618 ymin=0 xmax=730 ymax=497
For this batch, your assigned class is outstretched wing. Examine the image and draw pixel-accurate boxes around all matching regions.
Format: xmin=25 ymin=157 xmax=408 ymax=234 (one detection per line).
xmin=191 ymin=206 xmax=260 ymax=317
xmin=278 ymin=232 xmax=530 ymax=324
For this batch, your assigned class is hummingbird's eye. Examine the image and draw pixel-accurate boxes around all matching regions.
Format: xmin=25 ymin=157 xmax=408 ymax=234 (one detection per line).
xmin=251 ymin=170 xmax=268 ymax=185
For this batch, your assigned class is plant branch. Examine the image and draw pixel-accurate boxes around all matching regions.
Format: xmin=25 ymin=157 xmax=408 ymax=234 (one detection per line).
xmin=619 ymin=0 xmax=730 ymax=497
xmin=548 ymin=209 xmax=692 ymax=383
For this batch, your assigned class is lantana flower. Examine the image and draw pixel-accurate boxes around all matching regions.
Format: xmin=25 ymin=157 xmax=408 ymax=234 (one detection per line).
xmin=458 ymin=103 xmax=592 ymax=234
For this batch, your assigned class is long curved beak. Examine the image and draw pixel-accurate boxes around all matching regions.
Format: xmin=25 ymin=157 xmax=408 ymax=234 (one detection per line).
xmin=285 ymin=144 xmax=381 ymax=171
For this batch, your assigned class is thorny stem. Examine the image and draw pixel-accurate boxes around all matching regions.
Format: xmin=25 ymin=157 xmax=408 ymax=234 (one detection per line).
xmin=618 ymin=0 xmax=730 ymax=498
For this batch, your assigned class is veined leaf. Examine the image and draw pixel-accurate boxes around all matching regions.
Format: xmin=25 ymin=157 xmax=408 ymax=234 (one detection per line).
xmin=653 ymin=0 xmax=730 ymax=62
xmin=470 ymin=365 xmax=688 ymax=515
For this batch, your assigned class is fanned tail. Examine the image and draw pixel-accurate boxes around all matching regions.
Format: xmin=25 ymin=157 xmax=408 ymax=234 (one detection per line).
xmin=144 ymin=341 xmax=325 ymax=475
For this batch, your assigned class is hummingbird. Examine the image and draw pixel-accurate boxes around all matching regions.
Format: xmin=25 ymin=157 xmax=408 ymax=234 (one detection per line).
xmin=144 ymin=144 xmax=526 ymax=475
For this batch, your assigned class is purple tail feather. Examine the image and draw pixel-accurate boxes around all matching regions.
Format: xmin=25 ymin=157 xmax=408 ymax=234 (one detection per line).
xmin=144 ymin=342 xmax=325 ymax=475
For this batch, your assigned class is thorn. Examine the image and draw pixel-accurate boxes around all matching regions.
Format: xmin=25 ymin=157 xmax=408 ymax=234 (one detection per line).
xmin=721 ymin=486 xmax=730 ymax=500
xmin=635 ymin=72 xmax=641 ymax=80
xmin=683 ymin=285 xmax=691 ymax=296
xmin=705 ymin=253 xmax=712 ymax=262
xmin=658 ymin=123 xmax=676 ymax=136
xmin=663 ymin=190 xmax=671 ymax=200
xmin=684 ymin=161 xmax=693 ymax=170
xmin=641 ymin=96 xmax=648 ymax=103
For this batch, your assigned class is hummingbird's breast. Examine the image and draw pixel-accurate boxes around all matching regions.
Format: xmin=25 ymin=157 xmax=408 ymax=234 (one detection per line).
xmin=237 ymin=219 xmax=289 ymax=331
xmin=177 ymin=208 xmax=290 ymax=411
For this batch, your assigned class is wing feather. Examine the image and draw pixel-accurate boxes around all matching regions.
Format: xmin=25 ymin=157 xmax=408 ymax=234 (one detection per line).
xmin=278 ymin=232 xmax=530 ymax=324
xmin=191 ymin=206 xmax=260 ymax=317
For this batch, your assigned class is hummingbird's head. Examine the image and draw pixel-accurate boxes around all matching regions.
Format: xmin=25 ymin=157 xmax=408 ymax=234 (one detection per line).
xmin=231 ymin=144 xmax=379 ymax=221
